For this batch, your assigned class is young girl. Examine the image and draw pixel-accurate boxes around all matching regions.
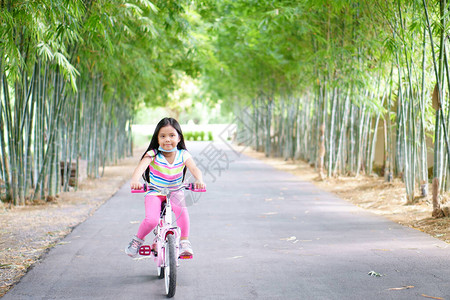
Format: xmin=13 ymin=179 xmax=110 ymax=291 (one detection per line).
xmin=126 ymin=117 xmax=205 ymax=258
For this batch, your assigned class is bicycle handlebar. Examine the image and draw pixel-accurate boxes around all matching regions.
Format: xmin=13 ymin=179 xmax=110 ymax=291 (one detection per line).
xmin=131 ymin=183 xmax=206 ymax=194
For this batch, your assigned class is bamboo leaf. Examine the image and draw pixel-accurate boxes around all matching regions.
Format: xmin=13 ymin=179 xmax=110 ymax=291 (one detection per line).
xmin=136 ymin=0 xmax=159 ymax=13
xmin=37 ymin=43 xmax=54 ymax=61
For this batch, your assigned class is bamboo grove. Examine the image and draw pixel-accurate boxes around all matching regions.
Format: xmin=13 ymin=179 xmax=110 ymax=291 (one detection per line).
xmin=0 ymin=0 xmax=195 ymax=205
xmin=3 ymin=0 xmax=450 ymax=217
xmin=193 ymin=0 xmax=450 ymax=216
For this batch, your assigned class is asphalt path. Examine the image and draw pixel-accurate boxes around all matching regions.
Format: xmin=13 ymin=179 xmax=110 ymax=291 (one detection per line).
xmin=4 ymin=141 xmax=450 ymax=299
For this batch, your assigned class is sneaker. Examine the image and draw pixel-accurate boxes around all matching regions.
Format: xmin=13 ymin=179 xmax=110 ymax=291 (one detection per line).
xmin=179 ymin=240 xmax=194 ymax=257
xmin=125 ymin=236 xmax=144 ymax=258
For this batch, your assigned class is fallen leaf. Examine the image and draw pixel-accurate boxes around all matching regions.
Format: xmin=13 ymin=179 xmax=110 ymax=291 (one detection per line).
xmin=421 ymin=294 xmax=444 ymax=300
xmin=280 ymin=236 xmax=296 ymax=241
xmin=0 ymin=264 xmax=13 ymax=269
xmin=388 ymin=286 xmax=414 ymax=290
xmin=368 ymin=271 xmax=383 ymax=277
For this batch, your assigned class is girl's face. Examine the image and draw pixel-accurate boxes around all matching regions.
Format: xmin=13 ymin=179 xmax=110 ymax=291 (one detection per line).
xmin=158 ymin=125 xmax=180 ymax=151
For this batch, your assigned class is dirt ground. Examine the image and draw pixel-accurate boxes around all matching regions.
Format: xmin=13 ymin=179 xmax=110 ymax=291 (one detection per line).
xmin=1 ymin=145 xmax=449 ymax=297
xmin=0 ymin=149 xmax=142 ymax=297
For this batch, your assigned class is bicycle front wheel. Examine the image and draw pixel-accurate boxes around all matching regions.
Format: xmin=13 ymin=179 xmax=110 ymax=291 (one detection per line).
xmin=164 ymin=234 xmax=177 ymax=298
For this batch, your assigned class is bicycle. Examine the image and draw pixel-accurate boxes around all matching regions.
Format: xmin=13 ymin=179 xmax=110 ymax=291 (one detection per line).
xmin=131 ymin=183 xmax=206 ymax=298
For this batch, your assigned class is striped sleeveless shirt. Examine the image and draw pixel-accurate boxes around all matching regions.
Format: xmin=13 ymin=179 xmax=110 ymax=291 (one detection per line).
xmin=145 ymin=149 xmax=192 ymax=195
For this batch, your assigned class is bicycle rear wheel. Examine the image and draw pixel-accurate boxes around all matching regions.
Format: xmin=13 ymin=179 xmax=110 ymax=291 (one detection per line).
xmin=164 ymin=234 xmax=177 ymax=298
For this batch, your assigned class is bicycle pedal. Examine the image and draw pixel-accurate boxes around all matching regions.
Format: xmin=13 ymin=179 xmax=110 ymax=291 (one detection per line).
xmin=179 ymin=254 xmax=193 ymax=260
xmin=139 ymin=245 xmax=152 ymax=256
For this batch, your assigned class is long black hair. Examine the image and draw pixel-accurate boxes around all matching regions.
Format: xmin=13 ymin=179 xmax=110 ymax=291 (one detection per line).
xmin=141 ymin=117 xmax=187 ymax=183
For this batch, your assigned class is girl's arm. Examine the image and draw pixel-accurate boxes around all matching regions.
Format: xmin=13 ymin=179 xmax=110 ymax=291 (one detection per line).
xmin=185 ymin=157 xmax=206 ymax=189
xmin=130 ymin=156 xmax=152 ymax=190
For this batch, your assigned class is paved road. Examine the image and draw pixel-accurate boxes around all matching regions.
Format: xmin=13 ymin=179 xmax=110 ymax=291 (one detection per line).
xmin=4 ymin=142 xmax=450 ymax=299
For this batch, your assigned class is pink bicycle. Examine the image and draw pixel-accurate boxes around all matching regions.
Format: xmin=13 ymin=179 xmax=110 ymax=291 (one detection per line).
xmin=131 ymin=183 xmax=205 ymax=298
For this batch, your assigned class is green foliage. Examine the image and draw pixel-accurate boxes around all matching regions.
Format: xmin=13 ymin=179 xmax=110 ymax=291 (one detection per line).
xmin=189 ymin=0 xmax=450 ymax=205
xmin=0 ymin=0 xmax=197 ymax=204
xmin=183 ymin=131 xmax=212 ymax=141
xmin=3 ymin=0 xmax=450 ymax=206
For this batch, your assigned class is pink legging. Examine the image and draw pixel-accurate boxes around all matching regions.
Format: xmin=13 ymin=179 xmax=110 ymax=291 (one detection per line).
xmin=136 ymin=193 xmax=190 ymax=240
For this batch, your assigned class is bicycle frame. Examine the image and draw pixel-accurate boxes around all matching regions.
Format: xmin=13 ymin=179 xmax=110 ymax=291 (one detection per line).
xmin=134 ymin=184 xmax=204 ymax=259
xmin=131 ymin=183 xmax=205 ymax=297
xmin=140 ymin=191 xmax=181 ymax=265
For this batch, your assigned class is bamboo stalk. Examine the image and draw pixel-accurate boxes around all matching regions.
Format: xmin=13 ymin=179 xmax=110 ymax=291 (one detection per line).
xmin=418 ymin=25 xmax=428 ymax=197
xmin=423 ymin=0 xmax=450 ymax=216
xmin=355 ymin=102 xmax=366 ymax=176
xmin=3 ymin=73 xmax=19 ymax=205
xmin=328 ymin=87 xmax=337 ymax=177
xmin=265 ymin=97 xmax=272 ymax=157
xmin=333 ymin=91 xmax=350 ymax=176
xmin=23 ymin=62 xmax=38 ymax=199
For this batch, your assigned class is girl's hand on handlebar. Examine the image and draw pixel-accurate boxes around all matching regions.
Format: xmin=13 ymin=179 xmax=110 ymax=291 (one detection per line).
xmin=194 ymin=181 xmax=206 ymax=190
xmin=130 ymin=181 xmax=143 ymax=190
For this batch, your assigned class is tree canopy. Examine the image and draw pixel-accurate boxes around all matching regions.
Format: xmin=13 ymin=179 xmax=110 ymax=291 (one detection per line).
xmin=2 ymin=0 xmax=450 ymax=214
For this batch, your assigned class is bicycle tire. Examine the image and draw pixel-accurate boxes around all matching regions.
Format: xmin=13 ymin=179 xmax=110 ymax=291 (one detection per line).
xmin=165 ymin=234 xmax=177 ymax=298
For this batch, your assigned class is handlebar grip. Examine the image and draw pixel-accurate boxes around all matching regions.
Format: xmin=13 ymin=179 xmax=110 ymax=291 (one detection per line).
xmin=186 ymin=183 xmax=206 ymax=192
xmin=131 ymin=183 xmax=148 ymax=193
